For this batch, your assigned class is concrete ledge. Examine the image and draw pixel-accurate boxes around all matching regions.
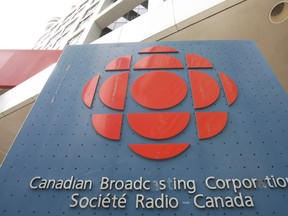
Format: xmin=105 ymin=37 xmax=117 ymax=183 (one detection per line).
xmin=0 ymin=64 xmax=56 ymax=118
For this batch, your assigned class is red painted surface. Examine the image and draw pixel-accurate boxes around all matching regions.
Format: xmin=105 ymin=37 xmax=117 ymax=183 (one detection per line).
xmin=189 ymin=70 xmax=220 ymax=109
xmin=218 ymin=72 xmax=238 ymax=106
xmin=195 ymin=112 xmax=228 ymax=139
xmin=127 ymin=112 xmax=190 ymax=139
xmin=0 ymin=50 xmax=62 ymax=88
xmin=128 ymin=143 xmax=190 ymax=160
xmin=99 ymin=72 xmax=129 ymax=110
xmin=131 ymin=71 xmax=187 ymax=109
xmin=139 ymin=46 xmax=178 ymax=53
xmin=105 ymin=55 xmax=131 ymax=71
xmin=92 ymin=114 xmax=123 ymax=140
xmin=82 ymin=75 xmax=100 ymax=108
xmin=134 ymin=54 xmax=184 ymax=70
xmin=185 ymin=54 xmax=213 ymax=68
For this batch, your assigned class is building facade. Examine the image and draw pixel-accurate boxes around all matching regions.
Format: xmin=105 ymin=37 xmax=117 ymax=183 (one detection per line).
xmin=33 ymin=0 xmax=149 ymax=50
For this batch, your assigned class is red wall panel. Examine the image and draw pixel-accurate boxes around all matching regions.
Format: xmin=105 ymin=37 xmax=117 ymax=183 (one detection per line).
xmin=0 ymin=50 xmax=62 ymax=88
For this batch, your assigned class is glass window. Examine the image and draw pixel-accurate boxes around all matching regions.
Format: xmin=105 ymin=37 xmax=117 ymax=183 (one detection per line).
xmin=100 ymin=0 xmax=148 ymax=37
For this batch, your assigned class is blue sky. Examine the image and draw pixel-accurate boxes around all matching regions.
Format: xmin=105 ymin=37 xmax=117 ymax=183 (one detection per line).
xmin=0 ymin=0 xmax=80 ymax=49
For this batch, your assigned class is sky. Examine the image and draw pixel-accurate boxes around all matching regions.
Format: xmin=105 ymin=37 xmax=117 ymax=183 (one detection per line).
xmin=0 ymin=0 xmax=80 ymax=49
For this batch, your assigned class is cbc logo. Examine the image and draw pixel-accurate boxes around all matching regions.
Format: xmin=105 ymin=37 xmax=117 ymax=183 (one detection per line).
xmin=82 ymin=46 xmax=238 ymax=160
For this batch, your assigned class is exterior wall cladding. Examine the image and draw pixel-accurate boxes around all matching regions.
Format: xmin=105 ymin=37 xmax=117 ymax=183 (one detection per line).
xmin=33 ymin=0 xmax=149 ymax=50
xmin=33 ymin=0 xmax=242 ymax=50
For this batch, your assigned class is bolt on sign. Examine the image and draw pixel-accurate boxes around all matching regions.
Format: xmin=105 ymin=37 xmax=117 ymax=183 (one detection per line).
xmin=0 ymin=41 xmax=288 ymax=216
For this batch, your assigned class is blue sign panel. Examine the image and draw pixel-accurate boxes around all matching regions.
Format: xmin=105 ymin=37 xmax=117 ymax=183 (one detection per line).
xmin=0 ymin=41 xmax=287 ymax=215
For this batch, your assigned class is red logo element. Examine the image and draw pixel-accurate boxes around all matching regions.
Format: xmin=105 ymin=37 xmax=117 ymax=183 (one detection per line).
xmin=128 ymin=112 xmax=190 ymax=140
xmin=131 ymin=71 xmax=187 ymax=109
xmin=81 ymin=46 xmax=238 ymax=160
xmin=99 ymin=72 xmax=129 ymax=110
